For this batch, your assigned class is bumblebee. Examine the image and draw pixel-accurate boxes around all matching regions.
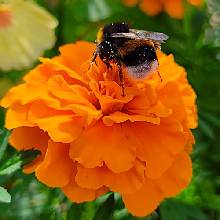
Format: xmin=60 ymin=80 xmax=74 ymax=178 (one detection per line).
xmin=90 ymin=22 xmax=168 ymax=95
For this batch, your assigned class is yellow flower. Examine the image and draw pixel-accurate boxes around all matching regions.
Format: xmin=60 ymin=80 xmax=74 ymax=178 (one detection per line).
xmin=0 ymin=0 xmax=58 ymax=71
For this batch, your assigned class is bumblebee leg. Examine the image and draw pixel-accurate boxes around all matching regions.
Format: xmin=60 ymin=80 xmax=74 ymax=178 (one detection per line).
xmin=117 ymin=61 xmax=125 ymax=97
xmin=103 ymin=59 xmax=113 ymax=70
xmin=157 ymin=71 xmax=162 ymax=82
xmin=88 ymin=51 xmax=98 ymax=71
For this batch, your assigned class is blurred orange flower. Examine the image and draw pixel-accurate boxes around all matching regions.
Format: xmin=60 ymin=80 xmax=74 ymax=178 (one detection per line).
xmin=122 ymin=0 xmax=203 ymax=19
xmin=1 ymin=41 xmax=197 ymax=216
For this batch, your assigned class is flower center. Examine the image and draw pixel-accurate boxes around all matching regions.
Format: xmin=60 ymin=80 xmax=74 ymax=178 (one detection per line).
xmin=0 ymin=5 xmax=12 ymax=28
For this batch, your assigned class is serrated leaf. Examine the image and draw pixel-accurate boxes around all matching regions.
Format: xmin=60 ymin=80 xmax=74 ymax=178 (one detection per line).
xmin=0 ymin=186 xmax=11 ymax=203
xmin=94 ymin=193 xmax=115 ymax=220
xmin=0 ymin=161 xmax=22 ymax=175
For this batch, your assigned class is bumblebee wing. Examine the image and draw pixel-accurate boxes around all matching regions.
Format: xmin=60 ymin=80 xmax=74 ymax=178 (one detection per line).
xmin=111 ymin=32 xmax=138 ymax=39
xmin=111 ymin=29 xmax=168 ymax=43
xmin=130 ymin=29 xmax=169 ymax=42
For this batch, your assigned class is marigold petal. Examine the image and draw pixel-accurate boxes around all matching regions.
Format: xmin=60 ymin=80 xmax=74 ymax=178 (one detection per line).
xmin=105 ymin=160 xmax=146 ymax=194
xmin=9 ymin=126 xmax=48 ymax=152
xmin=70 ymin=121 xmax=136 ymax=173
xmin=0 ymin=84 xmax=26 ymax=108
xmin=47 ymin=75 xmax=93 ymax=107
xmin=62 ymin=173 xmax=108 ymax=203
xmin=122 ymin=179 xmax=163 ymax=217
xmin=147 ymin=101 xmax=172 ymax=117
xmin=27 ymin=100 xmax=70 ymax=123
xmin=102 ymin=111 xmax=160 ymax=126
xmin=158 ymin=82 xmax=186 ymax=121
xmin=76 ymin=166 xmax=105 ymax=190
xmin=9 ymin=126 xmax=49 ymax=174
xmin=35 ymin=140 xmax=73 ymax=187
xmin=90 ymin=81 xmax=134 ymax=114
xmin=130 ymin=121 xmax=186 ymax=178
xmin=59 ymin=41 xmax=95 ymax=74
xmin=140 ymin=0 xmax=163 ymax=16
xmin=76 ymin=160 xmax=146 ymax=194
xmin=40 ymin=57 xmax=87 ymax=84
xmin=36 ymin=115 xmax=84 ymax=143
xmin=155 ymin=152 xmax=192 ymax=197
xmin=164 ymin=0 xmax=184 ymax=19
xmin=67 ymin=104 xmax=102 ymax=125
xmin=5 ymin=104 xmax=32 ymax=129
xmin=158 ymin=53 xmax=186 ymax=82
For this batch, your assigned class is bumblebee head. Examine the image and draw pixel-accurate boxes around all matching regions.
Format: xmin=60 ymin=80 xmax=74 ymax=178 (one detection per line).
xmin=96 ymin=22 xmax=130 ymax=43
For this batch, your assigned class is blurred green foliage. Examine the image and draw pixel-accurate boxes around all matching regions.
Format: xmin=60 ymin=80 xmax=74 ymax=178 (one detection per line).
xmin=0 ymin=0 xmax=220 ymax=219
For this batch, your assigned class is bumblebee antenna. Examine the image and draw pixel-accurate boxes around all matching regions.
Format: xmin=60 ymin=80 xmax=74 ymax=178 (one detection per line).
xmin=117 ymin=61 xmax=125 ymax=96
xmin=88 ymin=51 xmax=98 ymax=71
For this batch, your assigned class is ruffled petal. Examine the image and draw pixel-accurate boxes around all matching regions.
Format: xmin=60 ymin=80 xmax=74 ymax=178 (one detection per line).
xmin=130 ymin=120 xmax=186 ymax=178
xmin=36 ymin=115 xmax=84 ymax=143
xmin=102 ymin=111 xmax=160 ymax=126
xmin=35 ymin=140 xmax=73 ymax=187
xmin=5 ymin=104 xmax=32 ymax=129
xmin=9 ymin=126 xmax=48 ymax=152
xmin=47 ymin=75 xmax=93 ymax=108
xmin=70 ymin=121 xmax=136 ymax=173
xmin=40 ymin=57 xmax=87 ymax=85
xmin=76 ymin=160 xmax=146 ymax=194
xmin=154 ymin=152 xmax=192 ymax=197
xmin=104 ymin=160 xmax=146 ymax=194
xmin=62 ymin=173 xmax=108 ymax=203
xmin=59 ymin=41 xmax=95 ymax=74
xmin=89 ymin=81 xmax=134 ymax=115
xmin=122 ymin=179 xmax=163 ymax=217
xmin=1 ymin=84 xmax=26 ymax=108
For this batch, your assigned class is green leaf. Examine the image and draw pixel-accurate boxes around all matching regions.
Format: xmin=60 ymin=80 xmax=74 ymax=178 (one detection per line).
xmin=0 ymin=149 xmax=40 ymax=176
xmin=94 ymin=193 xmax=115 ymax=220
xmin=198 ymin=118 xmax=215 ymax=139
xmin=88 ymin=0 xmax=110 ymax=22
xmin=0 ymin=161 xmax=22 ymax=176
xmin=200 ymin=111 xmax=220 ymax=128
xmin=0 ymin=152 xmax=21 ymax=176
xmin=160 ymin=199 xmax=209 ymax=220
xmin=0 ymin=186 xmax=11 ymax=203
xmin=0 ymin=129 xmax=10 ymax=161
xmin=20 ymin=149 xmax=41 ymax=166
xmin=66 ymin=203 xmax=84 ymax=220
xmin=81 ymin=202 xmax=96 ymax=220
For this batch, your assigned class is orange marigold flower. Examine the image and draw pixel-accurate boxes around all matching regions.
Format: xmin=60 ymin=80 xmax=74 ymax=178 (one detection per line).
xmin=122 ymin=0 xmax=203 ymax=19
xmin=1 ymin=41 xmax=197 ymax=217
